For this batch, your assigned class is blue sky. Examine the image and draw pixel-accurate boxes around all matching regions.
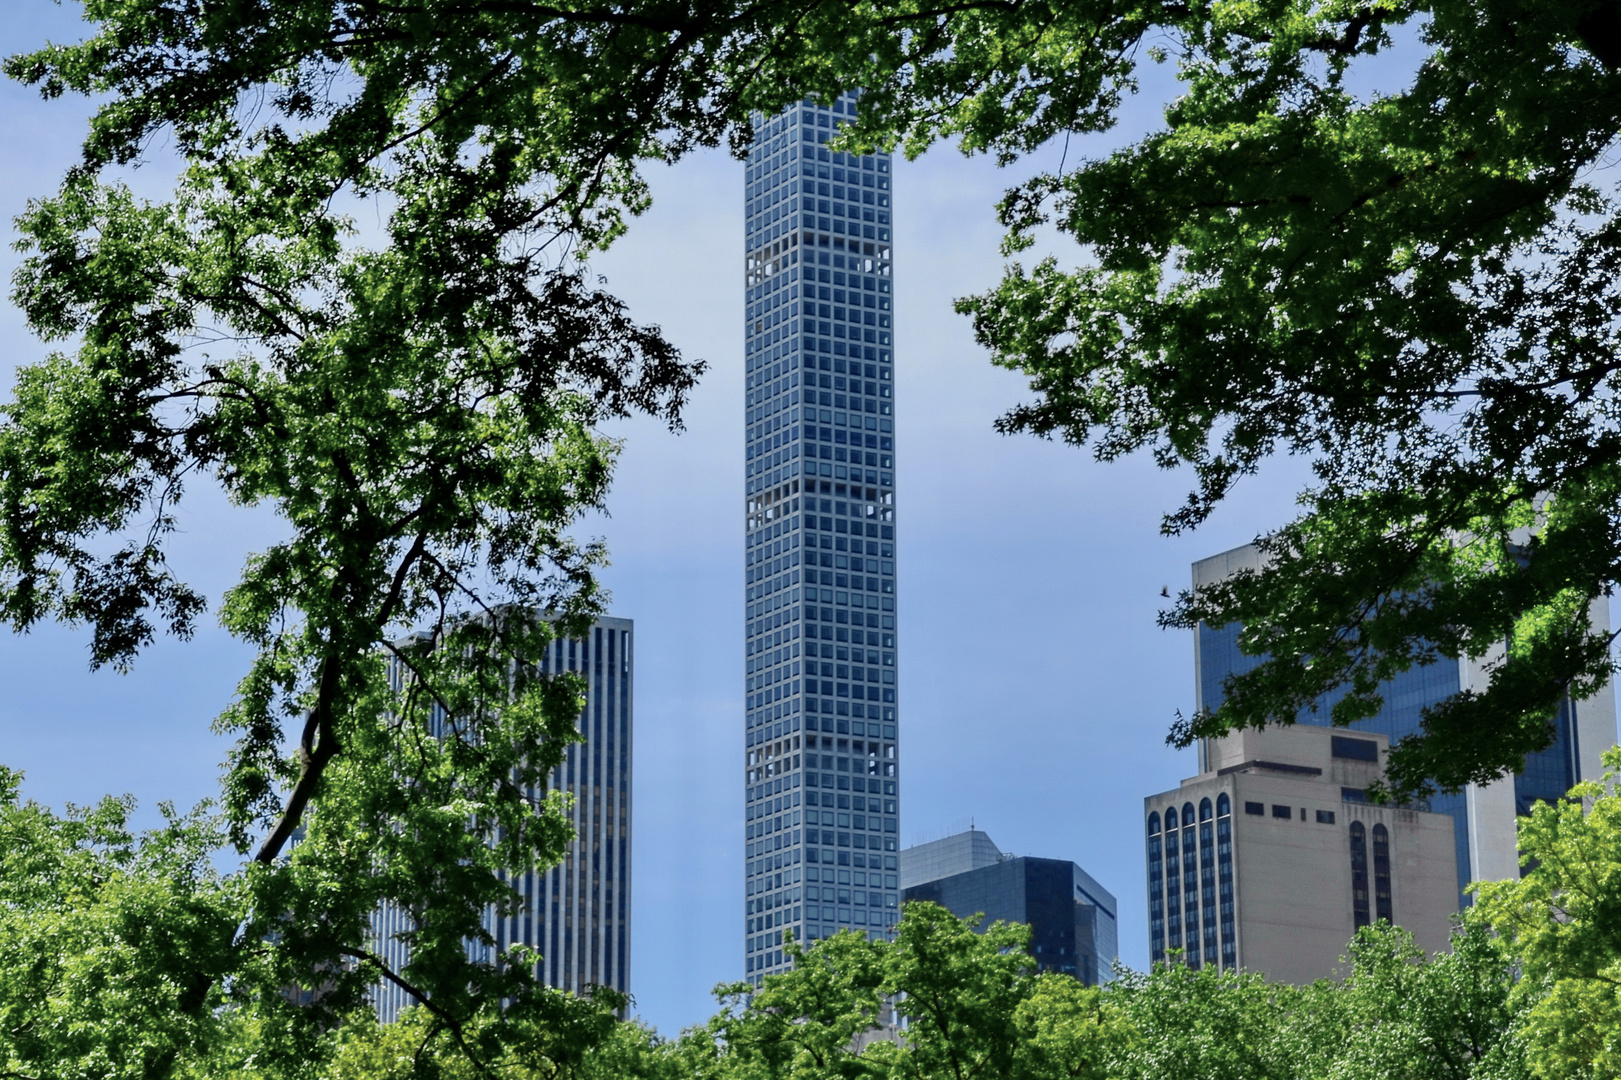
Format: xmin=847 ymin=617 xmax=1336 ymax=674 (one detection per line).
xmin=2 ymin=2 xmax=1353 ymax=1038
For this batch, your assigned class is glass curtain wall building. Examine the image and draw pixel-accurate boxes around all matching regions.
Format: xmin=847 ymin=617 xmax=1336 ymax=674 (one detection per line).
xmin=372 ymin=617 xmax=634 ymax=1021
xmin=901 ymin=830 xmax=1119 ymax=986
xmin=1193 ymin=543 xmax=1612 ymax=908
xmin=742 ymin=92 xmax=900 ymax=986
xmin=1197 ymin=614 xmax=1479 ymax=905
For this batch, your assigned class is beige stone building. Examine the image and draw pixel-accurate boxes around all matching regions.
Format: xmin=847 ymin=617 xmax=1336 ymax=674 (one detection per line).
xmin=1144 ymin=725 xmax=1457 ymax=983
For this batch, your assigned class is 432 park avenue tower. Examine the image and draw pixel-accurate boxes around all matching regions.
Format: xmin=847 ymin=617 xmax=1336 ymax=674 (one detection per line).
xmin=741 ymin=93 xmax=901 ymax=985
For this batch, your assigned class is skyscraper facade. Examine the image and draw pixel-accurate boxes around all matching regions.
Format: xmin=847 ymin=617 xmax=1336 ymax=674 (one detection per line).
xmin=1191 ymin=543 xmax=1616 ymax=909
xmin=1143 ymin=725 xmax=1458 ymax=980
xmin=901 ymin=830 xmax=1120 ymax=986
xmin=372 ymin=616 xmax=634 ymax=1021
xmin=742 ymin=92 xmax=900 ymax=986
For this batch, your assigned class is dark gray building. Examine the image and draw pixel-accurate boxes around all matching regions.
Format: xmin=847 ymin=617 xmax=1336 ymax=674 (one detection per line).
xmin=901 ymin=831 xmax=1118 ymax=985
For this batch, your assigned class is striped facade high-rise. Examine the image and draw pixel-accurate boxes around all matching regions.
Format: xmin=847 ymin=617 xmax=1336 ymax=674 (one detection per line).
xmin=372 ymin=616 xmax=633 ymax=1020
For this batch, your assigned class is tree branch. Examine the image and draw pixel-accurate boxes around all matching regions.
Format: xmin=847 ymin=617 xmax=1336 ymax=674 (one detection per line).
xmin=338 ymin=945 xmax=500 ymax=1079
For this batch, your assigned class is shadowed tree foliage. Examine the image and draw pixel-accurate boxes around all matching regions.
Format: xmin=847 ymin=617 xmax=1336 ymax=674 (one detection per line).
xmin=0 ymin=0 xmax=735 ymax=1072
xmin=0 ymin=3 xmax=1179 ymax=1069
xmin=828 ymin=0 xmax=1621 ymax=799
xmin=700 ymin=0 xmax=1621 ymax=801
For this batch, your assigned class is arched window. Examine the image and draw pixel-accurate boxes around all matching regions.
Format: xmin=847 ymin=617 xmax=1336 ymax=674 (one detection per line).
xmin=1147 ymin=813 xmax=1165 ymax=963
xmin=1181 ymin=804 xmax=1198 ymax=968
xmin=1372 ymin=823 xmax=1393 ymax=923
xmin=1349 ymin=821 xmax=1370 ymax=929
xmin=1164 ymin=817 xmax=1182 ymax=951
xmin=1216 ymin=791 xmax=1234 ymax=969
xmin=1198 ymin=804 xmax=1217 ymax=965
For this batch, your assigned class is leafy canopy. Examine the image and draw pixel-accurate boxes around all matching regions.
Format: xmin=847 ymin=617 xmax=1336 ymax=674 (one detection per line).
xmin=1474 ymin=746 xmax=1621 ymax=1078
xmin=0 ymin=0 xmax=749 ymax=1071
xmin=789 ymin=0 xmax=1621 ymax=797
xmin=936 ymin=1 xmax=1621 ymax=797
xmin=659 ymin=901 xmax=1527 ymax=1080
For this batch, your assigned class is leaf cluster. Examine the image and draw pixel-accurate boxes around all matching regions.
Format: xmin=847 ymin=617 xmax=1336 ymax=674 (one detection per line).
xmin=1474 ymin=746 xmax=1621 ymax=1078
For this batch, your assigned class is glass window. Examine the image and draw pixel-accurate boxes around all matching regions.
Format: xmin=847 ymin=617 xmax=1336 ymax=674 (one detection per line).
xmin=1516 ymin=697 xmax=1580 ymax=816
xmin=1164 ymin=825 xmax=1181 ymax=950
xmin=1147 ymin=809 xmax=1166 ymax=963
xmin=1316 ymin=809 xmax=1337 ymax=824
xmin=1350 ymin=822 xmax=1370 ymax=929
xmin=1372 ymin=823 xmax=1393 ymax=923
xmin=1244 ymin=801 xmax=1264 ymax=816
xmin=1332 ymin=736 xmax=1379 ymax=761
xmin=1216 ymin=807 xmax=1234 ymax=970
xmin=1199 ymin=815 xmax=1217 ymax=965
xmin=1271 ymin=804 xmax=1292 ymax=819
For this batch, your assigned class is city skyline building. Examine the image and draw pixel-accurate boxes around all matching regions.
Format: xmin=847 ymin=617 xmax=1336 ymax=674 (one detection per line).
xmin=1144 ymin=725 xmax=1457 ymax=981
xmin=901 ymin=830 xmax=1119 ymax=985
xmin=372 ymin=616 xmax=634 ymax=1021
xmin=1192 ymin=542 xmax=1617 ymax=909
xmin=742 ymin=92 xmax=900 ymax=986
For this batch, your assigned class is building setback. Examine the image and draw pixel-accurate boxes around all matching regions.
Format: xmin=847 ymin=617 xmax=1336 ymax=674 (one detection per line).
xmin=372 ymin=616 xmax=633 ymax=1021
xmin=742 ymin=92 xmax=900 ymax=986
xmin=901 ymin=830 xmax=1119 ymax=985
xmin=1144 ymin=725 xmax=1457 ymax=982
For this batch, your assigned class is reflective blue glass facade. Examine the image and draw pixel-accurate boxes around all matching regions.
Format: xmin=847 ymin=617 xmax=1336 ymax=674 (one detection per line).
xmin=1198 ymin=612 xmax=1582 ymax=906
xmin=742 ymin=93 xmax=900 ymax=986
xmin=904 ymin=857 xmax=1118 ymax=985
xmin=1515 ymin=697 xmax=1581 ymax=817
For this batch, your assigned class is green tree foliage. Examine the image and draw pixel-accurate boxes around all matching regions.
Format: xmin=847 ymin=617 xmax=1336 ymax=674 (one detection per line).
xmin=658 ymin=901 xmax=1527 ymax=1080
xmin=42 ymin=0 xmax=1602 ymax=805
xmin=786 ymin=0 xmax=1621 ymax=799
xmin=0 ymin=0 xmax=738 ymax=1071
xmin=0 ymin=769 xmax=238 ymax=1080
xmin=7 ymin=0 xmax=1621 ymax=1073
xmin=1474 ymin=746 xmax=1621 ymax=1078
xmin=323 ymin=999 xmax=629 ymax=1080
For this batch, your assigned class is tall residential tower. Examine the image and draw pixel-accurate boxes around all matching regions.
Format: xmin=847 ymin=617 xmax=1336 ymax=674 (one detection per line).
xmin=742 ymin=93 xmax=900 ymax=986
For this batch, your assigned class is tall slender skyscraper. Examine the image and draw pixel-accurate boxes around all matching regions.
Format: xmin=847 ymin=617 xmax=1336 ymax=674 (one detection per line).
xmin=741 ymin=93 xmax=900 ymax=986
